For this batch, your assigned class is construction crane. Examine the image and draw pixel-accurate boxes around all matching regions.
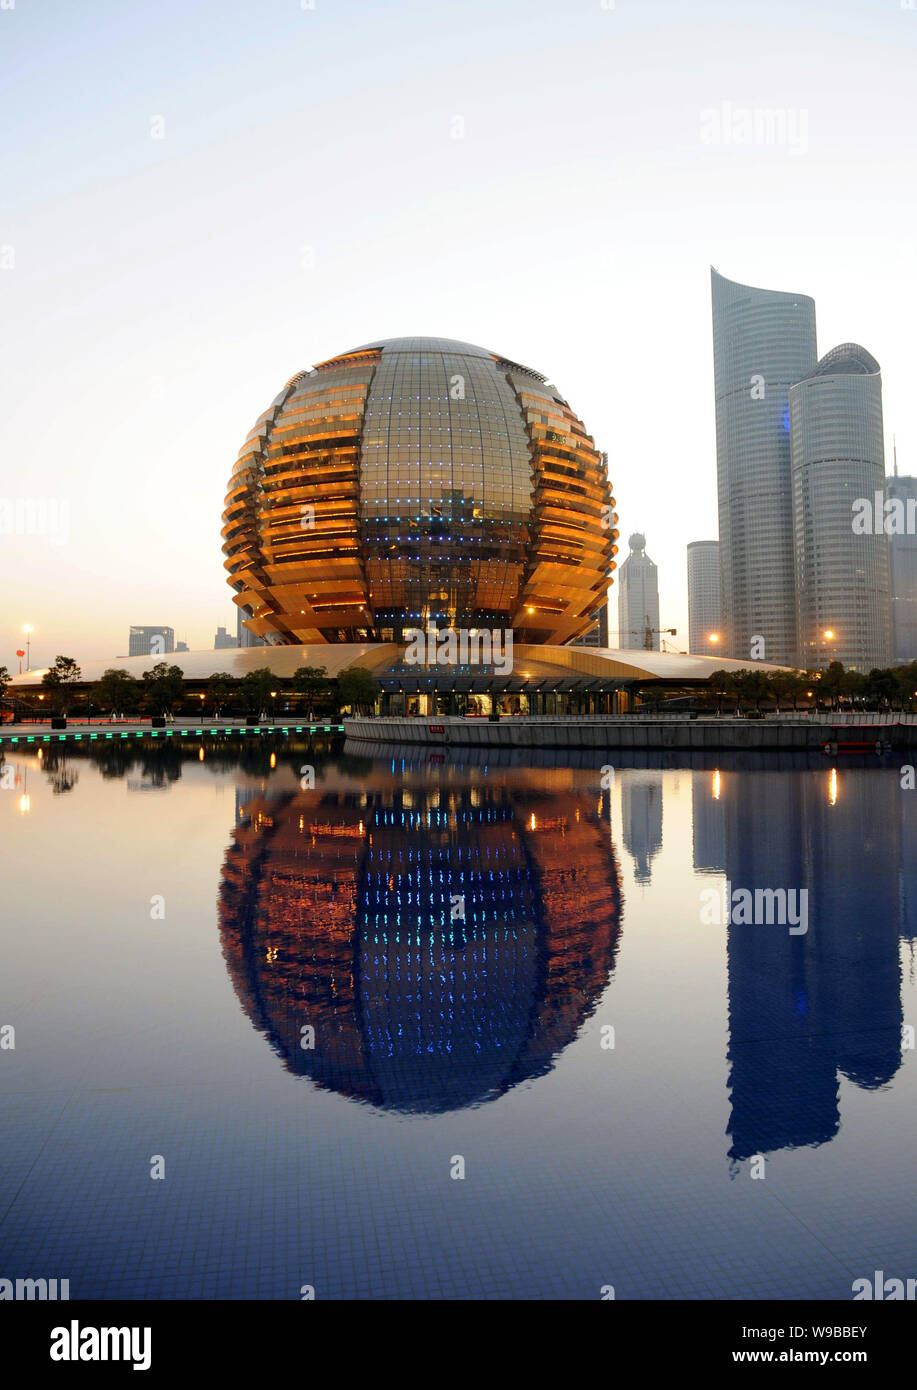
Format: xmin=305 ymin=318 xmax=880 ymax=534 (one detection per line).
xmin=644 ymin=620 xmax=677 ymax=652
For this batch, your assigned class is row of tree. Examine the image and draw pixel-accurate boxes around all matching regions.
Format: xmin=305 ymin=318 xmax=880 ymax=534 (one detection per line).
xmin=0 ymin=661 xmax=379 ymax=717
xmin=705 ymin=661 xmax=917 ymax=711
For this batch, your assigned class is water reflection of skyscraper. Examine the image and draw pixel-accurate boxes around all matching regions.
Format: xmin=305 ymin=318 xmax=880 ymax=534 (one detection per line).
xmin=710 ymin=767 xmax=906 ymax=1162
xmin=219 ymin=770 xmax=623 ymax=1114
xmin=621 ymin=773 xmax=663 ymax=883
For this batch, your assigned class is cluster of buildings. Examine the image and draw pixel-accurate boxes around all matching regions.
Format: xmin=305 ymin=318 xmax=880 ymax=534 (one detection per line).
xmin=691 ymin=268 xmax=916 ymax=670
xmin=125 ymin=296 xmax=917 ymax=687
xmin=630 ymin=271 xmax=916 ymax=672
xmin=125 ymin=610 xmax=267 ymax=658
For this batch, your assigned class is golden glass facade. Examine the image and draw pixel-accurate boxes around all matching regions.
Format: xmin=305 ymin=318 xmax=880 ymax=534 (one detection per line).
xmin=223 ymin=337 xmax=617 ymax=644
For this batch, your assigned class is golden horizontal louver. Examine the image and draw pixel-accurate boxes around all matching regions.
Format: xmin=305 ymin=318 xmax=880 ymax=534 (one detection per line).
xmin=223 ymin=338 xmax=615 ymax=644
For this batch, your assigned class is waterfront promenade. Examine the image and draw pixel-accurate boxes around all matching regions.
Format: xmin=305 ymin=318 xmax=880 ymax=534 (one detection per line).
xmin=0 ymin=718 xmax=343 ymax=747
xmin=345 ymin=713 xmax=917 ymax=752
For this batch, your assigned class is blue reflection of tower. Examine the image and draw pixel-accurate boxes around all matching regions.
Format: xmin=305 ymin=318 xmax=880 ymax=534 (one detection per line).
xmin=724 ymin=769 xmax=903 ymax=1164
xmin=691 ymin=771 xmax=726 ymax=874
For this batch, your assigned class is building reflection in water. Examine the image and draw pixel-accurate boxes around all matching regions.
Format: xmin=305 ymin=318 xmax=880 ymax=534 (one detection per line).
xmin=621 ymin=772 xmax=663 ymax=883
xmin=219 ymin=768 xmax=623 ymax=1113
xmin=691 ymin=766 xmax=908 ymax=1165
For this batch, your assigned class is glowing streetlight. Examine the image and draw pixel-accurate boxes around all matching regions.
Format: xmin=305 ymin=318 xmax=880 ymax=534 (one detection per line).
xmin=708 ymin=632 xmax=720 ymax=645
xmin=823 ymin=629 xmax=835 ymax=641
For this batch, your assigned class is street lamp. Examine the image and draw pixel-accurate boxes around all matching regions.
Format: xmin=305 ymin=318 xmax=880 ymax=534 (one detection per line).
xmin=708 ymin=632 xmax=720 ymax=646
xmin=23 ymin=624 xmax=34 ymax=671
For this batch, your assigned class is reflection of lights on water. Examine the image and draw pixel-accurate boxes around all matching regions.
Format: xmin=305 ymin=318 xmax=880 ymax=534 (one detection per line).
xmin=829 ymin=768 xmax=838 ymax=806
xmin=358 ymin=821 xmax=364 ymax=835
xmin=37 ymin=748 xmax=43 ymax=760
xmin=529 ymin=813 xmax=537 ymax=831
xmin=198 ymin=748 xmax=205 ymax=762
xmin=18 ymin=794 xmax=30 ymax=814
xmin=712 ymin=770 xmax=721 ymax=800
xmin=270 ymin=752 xmax=276 ymax=769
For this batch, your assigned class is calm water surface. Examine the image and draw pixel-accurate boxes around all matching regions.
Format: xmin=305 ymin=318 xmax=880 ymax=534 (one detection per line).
xmin=2 ymin=739 xmax=916 ymax=1299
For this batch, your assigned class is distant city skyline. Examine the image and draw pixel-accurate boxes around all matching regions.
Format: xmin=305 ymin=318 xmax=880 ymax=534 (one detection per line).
xmin=3 ymin=1 xmax=916 ymax=667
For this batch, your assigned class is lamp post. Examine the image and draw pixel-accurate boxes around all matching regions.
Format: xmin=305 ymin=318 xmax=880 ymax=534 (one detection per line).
xmin=23 ymin=624 xmax=34 ymax=671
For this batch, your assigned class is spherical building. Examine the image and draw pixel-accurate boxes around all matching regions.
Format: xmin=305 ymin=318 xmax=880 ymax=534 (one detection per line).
xmin=223 ymin=337 xmax=616 ymax=646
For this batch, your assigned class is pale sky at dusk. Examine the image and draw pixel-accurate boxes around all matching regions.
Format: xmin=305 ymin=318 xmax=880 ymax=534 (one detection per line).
xmin=2 ymin=0 xmax=915 ymax=666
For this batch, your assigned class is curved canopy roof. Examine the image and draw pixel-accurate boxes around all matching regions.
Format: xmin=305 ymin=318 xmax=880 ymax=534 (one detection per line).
xmin=11 ymin=643 xmax=790 ymax=689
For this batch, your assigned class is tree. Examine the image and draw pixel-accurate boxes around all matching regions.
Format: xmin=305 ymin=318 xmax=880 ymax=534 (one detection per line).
xmin=239 ymin=666 xmax=276 ymax=714
xmin=207 ymin=672 xmax=237 ymax=714
xmin=41 ymin=656 xmax=83 ymax=714
xmin=864 ymin=667 xmax=898 ymax=710
xmin=895 ymin=661 xmax=917 ymax=708
xmin=707 ymin=669 xmax=736 ymax=714
xmin=337 ymin=666 xmax=378 ymax=715
xmin=141 ymin=662 xmax=185 ymax=713
xmin=0 ymin=665 xmax=9 ymax=704
xmin=94 ymin=668 xmax=139 ymax=714
xmin=291 ymin=665 xmax=328 ymax=712
xmin=768 ymin=670 xmax=806 ymax=711
xmin=818 ymin=660 xmax=846 ymax=709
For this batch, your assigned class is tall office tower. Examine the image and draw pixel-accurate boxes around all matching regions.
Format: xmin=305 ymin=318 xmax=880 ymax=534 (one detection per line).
xmin=175 ymin=641 xmax=189 ymax=653
xmin=616 ymin=533 xmax=660 ymax=650
xmin=128 ymin=625 xmax=174 ymax=656
xmin=711 ymin=269 xmax=817 ymax=665
xmin=888 ymin=473 xmax=917 ymax=663
xmin=686 ymin=539 xmax=721 ymax=654
xmin=214 ymin=625 xmax=239 ymax=650
xmin=790 ymin=344 xmax=891 ymax=670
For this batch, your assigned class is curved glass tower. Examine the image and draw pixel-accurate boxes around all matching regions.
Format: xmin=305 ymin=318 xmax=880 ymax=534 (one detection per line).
xmin=711 ymin=270 xmax=817 ymax=665
xmin=790 ymin=344 xmax=891 ymax=670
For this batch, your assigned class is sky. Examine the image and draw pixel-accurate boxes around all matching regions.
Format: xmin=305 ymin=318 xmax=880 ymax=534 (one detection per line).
xmin=1 ymin=0 xmax=915 ymax=666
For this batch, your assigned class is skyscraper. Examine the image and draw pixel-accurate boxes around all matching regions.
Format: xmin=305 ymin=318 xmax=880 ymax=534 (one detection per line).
xmin=616 ymin=533 xmax=660 ymax=649
xmin=888 ymin=473 xmax=917 ymax=664
xmin=128 ymin=625 xmax=174 ymax=657
xmin=214 ymin=625 xmax=239 ymax=650
xmin=686 ymin=539 xmax=721 ymax=654
xmin=711 ymin=269 xmax=817 ymax=665
xmin=790 ymin=344 xmax=892 ymax=670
